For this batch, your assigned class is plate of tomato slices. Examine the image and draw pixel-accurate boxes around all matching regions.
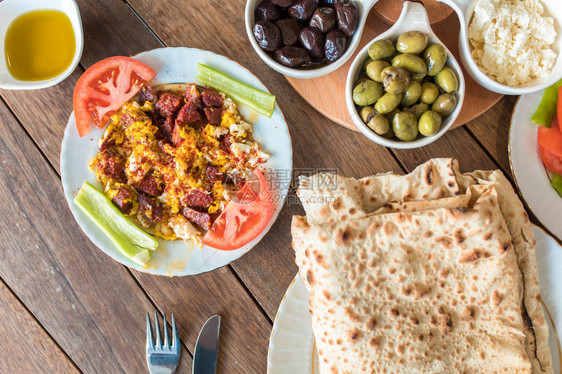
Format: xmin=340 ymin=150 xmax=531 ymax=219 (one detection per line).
xmin=61 ymin=48 xmax=292 ymax=276
xmin=510 ymin=81 xmax=562 ymax=242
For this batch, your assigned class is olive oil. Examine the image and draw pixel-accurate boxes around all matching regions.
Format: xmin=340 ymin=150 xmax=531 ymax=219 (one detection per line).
xmin=5 ymin=10 xmax=75 ymax=81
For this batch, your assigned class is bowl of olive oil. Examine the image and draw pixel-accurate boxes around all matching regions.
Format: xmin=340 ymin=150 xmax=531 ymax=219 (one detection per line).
xmin=0 ymin=0 xmax=83 ymax=90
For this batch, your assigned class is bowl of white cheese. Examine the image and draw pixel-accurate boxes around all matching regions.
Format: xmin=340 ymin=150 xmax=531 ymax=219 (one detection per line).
xmin=438 ymin=0 xmax=562 ymax=95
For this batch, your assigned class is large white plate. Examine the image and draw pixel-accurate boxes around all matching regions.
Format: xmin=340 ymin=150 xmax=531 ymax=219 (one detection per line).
xmin=268 ymin=225 xmax=562 ymax=373
xmin=61 ymin=47 xmax=292 ymax=276
xmin=510 ymin=92 xmax=562 ymax=241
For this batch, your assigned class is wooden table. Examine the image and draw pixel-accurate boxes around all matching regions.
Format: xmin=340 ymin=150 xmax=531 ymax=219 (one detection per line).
xmin=0 ymin=0 xmax=529 ymax=372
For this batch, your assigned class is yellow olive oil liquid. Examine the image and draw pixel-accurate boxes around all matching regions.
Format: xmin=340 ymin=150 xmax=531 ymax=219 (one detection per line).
xmin=5 ymin=9 xmax=75 ymax=81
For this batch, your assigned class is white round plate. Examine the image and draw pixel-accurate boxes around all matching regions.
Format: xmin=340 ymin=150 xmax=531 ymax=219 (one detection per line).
xmin=268 ymin=225 xmax=562 ymax=373
xmin=510 ymin=92 xmax=562 ymax=241
xmin=61 ymin=47 xmax=293 ymax=276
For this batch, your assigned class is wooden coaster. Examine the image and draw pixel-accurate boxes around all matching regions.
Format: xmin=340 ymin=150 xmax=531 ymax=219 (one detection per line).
xmin=285 ymin=8 xmax=502 ymax=132
xmin=375 ymin=0 xmax=454 ymax=24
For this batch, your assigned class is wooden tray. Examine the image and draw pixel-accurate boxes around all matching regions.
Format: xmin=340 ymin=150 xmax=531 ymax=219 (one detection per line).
xmin=286 ymin=2 xmax=502 ymax=132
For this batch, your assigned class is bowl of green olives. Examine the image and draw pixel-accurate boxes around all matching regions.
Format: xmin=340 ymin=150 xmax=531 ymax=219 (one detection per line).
xmin=345 ymin=1 xmax=465 ymax=149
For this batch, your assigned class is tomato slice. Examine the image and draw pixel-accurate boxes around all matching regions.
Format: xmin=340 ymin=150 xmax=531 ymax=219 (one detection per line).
xmin=202 ymin=169 xmax=275 ymax=251
xmin=73 ymin=56 xmax=156 ymax=137
xmin=538 ymin=119 xmax=562 ymax=158
xmin=539 ymin=144 xmax=562 ymax=175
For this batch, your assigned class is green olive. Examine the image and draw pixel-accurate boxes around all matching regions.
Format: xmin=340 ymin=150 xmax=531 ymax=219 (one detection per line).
xmin=355 ymin=77 xmax=369 ymax=85
xmin=368 ymin=39 xmax=395 ymax=60
xmin=418 ymin=110 xmax=442 ymax=136
xmin=391 ymin=54 xmax=427 ymax=80
xmin=396 ymin=31 xmax=429 ymax=54
xmin=381 ymin=125 xmax=395 ymax=138
xmin=432 ymin=93 xmax=457 ymax=116
xmin=367 ymin=114 xmax=390 ymax=135
xmin=362 ymin=57 xmax=374 ymax=72
xmin=352 ymin=80 xmax=384 ymax=106
xmin=374 ymin=92 xmax=403 ymax=114
xmin=360 ymin=106 xmax=377 ymax=122
xmin=381 ymin=66 xmax=410 ymax=94
xmin=401 ymin=81 xmax=422 ymax=106
xmin=366 ymin=60 xmax=390 ymax=83
xmin=392 ymin=111 xmax=418 ymax=141
xmin=423 ymin=44 xmax=447 ymax=76
xmin=420 ymin=82 xmax=440 ymax=104
xmin=435 ymin=67 xmax=459 ymax=93
xmin=408 ymin=102 xmax=430 ymax=119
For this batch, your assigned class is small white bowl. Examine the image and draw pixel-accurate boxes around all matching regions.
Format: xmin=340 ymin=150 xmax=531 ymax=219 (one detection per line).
xmin=439 ymin=0 xmax=562 ymax=95
xmin=245 ymin=0 xmax=379 ymax=79
xmin=0 ymin=0 xmax=83 ymax=90
xmin=345 ymin=1 xmax=465 ymax=149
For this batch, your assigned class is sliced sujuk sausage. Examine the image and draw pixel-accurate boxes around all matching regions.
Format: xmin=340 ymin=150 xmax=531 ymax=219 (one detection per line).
xmin=138 ymin=193 xmax=163 ymax=226
xmin=136 ymin=170 xmax=164 ymax=197
xmin=155 ymin=93 xmax=182 ymax=117
xmin=97 ymin=150 xmax=126 ymax=181
xmin=180 ymin=206 xmax=212 ymax=231
xmin=201 ymin=88 xmax=223 ymax=107
xmin=183 ymin=188 xmax=213 ymax=209
xmin=112 ymin=186 xmax=135 ymax=215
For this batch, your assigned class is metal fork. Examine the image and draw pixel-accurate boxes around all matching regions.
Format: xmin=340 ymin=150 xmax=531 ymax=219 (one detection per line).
xmin=146 ymin=312 xmax=181 ymax=374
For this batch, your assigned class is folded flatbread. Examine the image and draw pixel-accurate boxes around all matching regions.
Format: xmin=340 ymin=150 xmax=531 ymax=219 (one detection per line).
xmin=292 ymin=158 xmax=552 ymax=374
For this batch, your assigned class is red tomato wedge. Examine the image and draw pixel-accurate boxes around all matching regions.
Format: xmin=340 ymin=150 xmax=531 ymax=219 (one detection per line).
xmin=538 ymin=119 xmax=562 ymax=158
xmin=539 ymin=144 xmax=562 ymax=175
xmin=202 ymin=169 xmax=275 ymax=251
xmin=73 ymin=56 xmax=156 ymax=137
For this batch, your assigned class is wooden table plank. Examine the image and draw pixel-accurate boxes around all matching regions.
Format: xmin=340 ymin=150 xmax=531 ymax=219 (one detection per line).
xmin=465 ymin=95 xmax=517 ymax=176
xmin=0 ymin=279 xmax=79 ymax=374
xmin=0 ymin=98 xmax=192 ymax=373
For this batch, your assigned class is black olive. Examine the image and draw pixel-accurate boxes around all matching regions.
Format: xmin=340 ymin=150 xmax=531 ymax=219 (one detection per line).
xmin=271 ymin=0 xmax=295 ymax=6
xmin=253 ymin=20 xmax=283 ymax=51
xmin=276 ymin=18 xmax=301 ymax=46
xmin=322 ymin=0 xmax=338 ymax=5
xmin=254 ymin=0 xmax=282 ymax=22
xmin=325 ymin=29 xmax=347 ymax=62
xmin=275 ymin=46 xmax=311 ymax=67
xmin=334 ymin=0 xmax=357 ymax=36
xmin=309 ymin=7 xmax=337 ymax=33
xmin=299 ymin=26 xmax=325 ymax=60
xmin=288 ymin=0 xmax=319 ymax=21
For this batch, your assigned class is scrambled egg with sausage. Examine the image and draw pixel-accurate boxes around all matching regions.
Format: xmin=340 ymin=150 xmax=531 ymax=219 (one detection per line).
xmin=89 ymin=84 xmax=268 ymax=245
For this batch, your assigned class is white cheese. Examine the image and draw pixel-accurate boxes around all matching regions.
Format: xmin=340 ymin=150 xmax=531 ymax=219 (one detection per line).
xmin=468 ymin=0 xmax=557 ymax=86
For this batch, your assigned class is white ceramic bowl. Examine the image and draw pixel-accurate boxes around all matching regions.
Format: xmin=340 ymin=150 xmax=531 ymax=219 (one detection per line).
xmin=0 ymin=0 xmax=83 ymax=90
xmin=439 ymin=0 xmax=562 ymax=95
xmin=345 ymin=1 xmax=465 ymax=149
xmin=245 ymin=0 xmax=379 ymax=79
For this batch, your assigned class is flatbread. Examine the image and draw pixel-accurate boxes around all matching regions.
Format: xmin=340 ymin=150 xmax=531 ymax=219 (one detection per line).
xmin=297 ymin=158 xmax=462 ymax=225
xmin=293 ymin=185 xmax=531 ymax=373
xmin=292 ymin=158 xmax=552 ymax=373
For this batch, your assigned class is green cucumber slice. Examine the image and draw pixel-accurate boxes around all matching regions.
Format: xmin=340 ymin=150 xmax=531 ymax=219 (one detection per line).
xmin=531 ymin=79 xmax=562 ymax=128
xmin=196 ymin=63 xmax=276 ymax=118
xmin=551 ymin=174 xmax=562 ymax=197
xmin=74 ymin=182 xmax=158 ymax=266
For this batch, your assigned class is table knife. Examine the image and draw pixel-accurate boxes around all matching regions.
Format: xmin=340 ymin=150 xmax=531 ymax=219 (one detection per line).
xmin=192 ymin=315 xmax=221 ymax=374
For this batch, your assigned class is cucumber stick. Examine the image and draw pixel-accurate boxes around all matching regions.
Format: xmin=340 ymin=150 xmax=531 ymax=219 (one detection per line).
xmin=74 ymin=182 xmax=158 ymax=266
xmin=197 ymin=63 xmax=276 ymax=118
xmin=531 ymin=79 xmax=562 ymax=127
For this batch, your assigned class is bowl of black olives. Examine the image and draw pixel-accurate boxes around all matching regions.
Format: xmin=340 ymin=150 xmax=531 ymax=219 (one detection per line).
xmin=345 ymin=1 xmax=465 ymax=149
xmin=246 ymin=0 xmax=379 ymax=78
